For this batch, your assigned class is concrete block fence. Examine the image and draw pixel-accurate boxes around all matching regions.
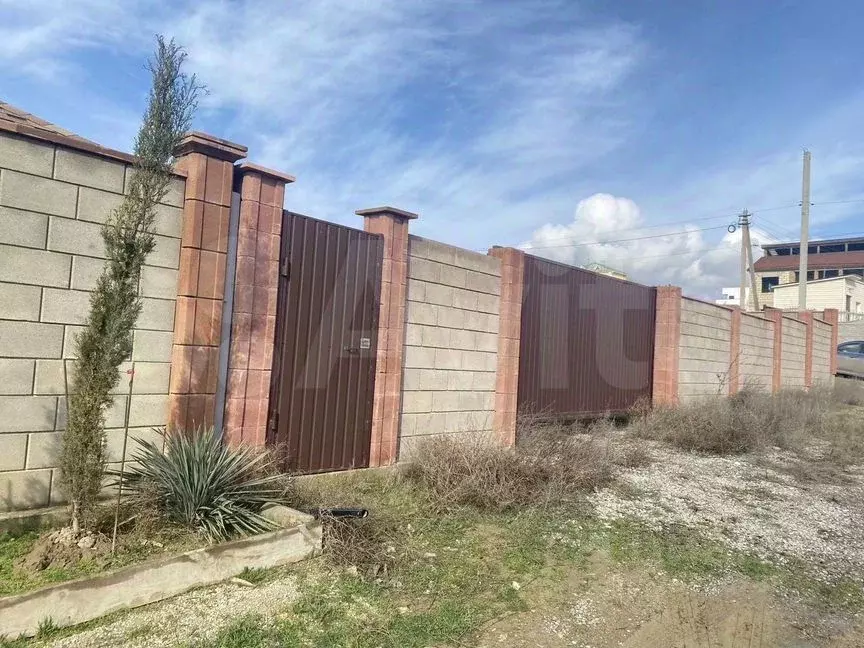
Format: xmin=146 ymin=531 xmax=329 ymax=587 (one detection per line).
xmin=0 ymin=114 xmax=841 ymax=513
xmin=0 ymin=125 xmax=184 ymax=511
xmin=651 ymin=287 xmax=837 ymax=405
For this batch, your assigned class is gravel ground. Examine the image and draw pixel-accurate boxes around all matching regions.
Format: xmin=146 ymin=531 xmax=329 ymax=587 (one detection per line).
xmin=44 ymin=577 xmax=299 ymax=648
xmin=591 ymin=441 xmax=864 ymax=581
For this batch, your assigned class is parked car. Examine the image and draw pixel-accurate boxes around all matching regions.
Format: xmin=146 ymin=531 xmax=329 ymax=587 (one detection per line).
xmin=837 ymin=341 xmax=864 ymax=378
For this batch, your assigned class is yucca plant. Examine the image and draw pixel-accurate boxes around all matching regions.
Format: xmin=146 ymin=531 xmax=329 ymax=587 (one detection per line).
xmin=114 ymin=428 xmax=288 ymax=542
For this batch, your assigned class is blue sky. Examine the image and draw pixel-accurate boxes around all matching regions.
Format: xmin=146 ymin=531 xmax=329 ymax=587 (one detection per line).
xmin=2 ymin=0 xmax=863 ymax=296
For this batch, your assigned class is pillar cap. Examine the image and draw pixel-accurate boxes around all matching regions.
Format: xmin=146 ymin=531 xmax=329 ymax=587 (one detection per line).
xmin=174 ymin=131 xmax=247 ymax=163
xmin=356 ymin=206 xmax=419 ymax=221
xmin=236 ymin=161 xmax=295 ymax=184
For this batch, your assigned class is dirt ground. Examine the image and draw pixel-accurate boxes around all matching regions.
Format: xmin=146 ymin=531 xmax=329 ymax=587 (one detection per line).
xmin=44 ymin=576 xmax=301 ymax=648
xmin=478 ymin=431 xmax=864 ymax=648
xmin=591 ymin=440 xmax=864 ymax=581
xmin=479 ymin=551 xmax=864 ymax=648
xmin=34 ymin=422 xmax=864 ymax=647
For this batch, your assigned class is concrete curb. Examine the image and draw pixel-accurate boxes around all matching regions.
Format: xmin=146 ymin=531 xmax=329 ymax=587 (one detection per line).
xmin=0 ymin=520 xmax=322 ymax=638
xmin=0 ymin=504 xmax=70 ymax=535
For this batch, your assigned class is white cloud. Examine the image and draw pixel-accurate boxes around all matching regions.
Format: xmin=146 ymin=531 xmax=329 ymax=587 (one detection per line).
xmin=523 ymin=193 xmax=776 ymax=298
xmin=5 ymin=0 xmax=862 ymax=305
xmin=0 ymin=0 xmax=154 ymax=80
xmin=0 ymin=0 xmax=646 ymax=247
xmin=158 ymin=1 xmax=645 ymax=244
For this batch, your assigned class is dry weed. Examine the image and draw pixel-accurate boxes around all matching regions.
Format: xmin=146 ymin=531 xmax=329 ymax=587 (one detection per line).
xmin=629 ymin=385 xmax=864 ymax=461
xmin=614 ymin=443 xmax=653 ymax=468
xmin=318 ymin=513 xmax=403 ymax=576
xmin=403 ymin=427 xmax=614 ymax=511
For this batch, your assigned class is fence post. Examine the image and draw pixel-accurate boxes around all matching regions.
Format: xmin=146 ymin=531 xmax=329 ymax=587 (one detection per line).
xmin=728 ymin=306 xmax=741 ymax=395
xmin=799 ymin=311 xmax=814 ymax=388
xmin=652 ymin=286 xmax=682 ymax=405
xmin=767 ymin=310 xmax=783 ymax=392
xmin=823 ymin=308 xmax=839 ymax=376
xmin=488 ymin=247 xmax=525 ymax=447
xmin=358 ymin=206 xmax=417 ymax=466
xmin=222 ymin=163 xmax=294 ymax=446
xmin=168 ymin=133 xmax=247 ymax=432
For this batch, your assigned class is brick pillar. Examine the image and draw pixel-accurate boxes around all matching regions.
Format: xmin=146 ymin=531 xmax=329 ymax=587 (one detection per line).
xmin=823 ymin=308 xmax=840 ymax=376
xmin=728 ymin=306 xmax=741 ymax=395
xmin=168 ymin=133 xmax=246 ymax=431
xmin=768 ymin=309 xmax=783 ymax=392
xmin=799 ymin=311 xmax=814 ymax=388
xmin=488 ymin=247 xmax=525 ymax=446
xmin=358 ymin=206 xmax=417 ymax=467
xmin=223 ymin=163 xmax=294 ymax=446
xmin=652 ymin=286 xmax=682 ymax=406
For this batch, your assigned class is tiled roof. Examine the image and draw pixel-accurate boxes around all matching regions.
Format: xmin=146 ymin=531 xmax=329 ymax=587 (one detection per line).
xmin=762 ymin=236 xmax=864 ymax=249
xmin=0 ymin=99 xmax=137 ymax=165
xmin=0 ymin=101 xmax=102 ymax=149
xmin=754 ymin=250 xmax=864 ymax=272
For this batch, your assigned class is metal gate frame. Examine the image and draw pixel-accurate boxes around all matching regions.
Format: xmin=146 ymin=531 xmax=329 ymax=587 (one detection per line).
xmin=268 ymin=211 xmax=383 ymax=472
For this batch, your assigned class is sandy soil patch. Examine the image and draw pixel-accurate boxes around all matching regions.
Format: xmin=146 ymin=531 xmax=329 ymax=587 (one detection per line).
xmin=591 ymin=442 xmax=864 ymax=581
xmin=43 ymin=576 xmax=299 ymax=648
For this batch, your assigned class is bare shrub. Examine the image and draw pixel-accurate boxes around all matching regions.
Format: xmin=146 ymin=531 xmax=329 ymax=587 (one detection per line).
xmin=319 ymin=514 xmax=403 ymax=575
xmin=631 ymin=398 xmax=756 ymax=454
xmin=614 ymin=443 xmax=653 ymax=468
xmin=290 ymin=475 xmax=409 ymax=576
xmin=828 ymin=379 xmax=864 ymax=406
xmin=819 ymin=409 xmax=864 ymax=466
xmin=630 ymin=386 xmax=864 ymax=459
xmin=403 ymin=428 xmax=613 ymax=511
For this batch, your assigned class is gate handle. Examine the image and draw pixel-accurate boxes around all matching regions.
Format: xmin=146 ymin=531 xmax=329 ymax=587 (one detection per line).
xmin=344 ymin=346 xmax=360 ymax=354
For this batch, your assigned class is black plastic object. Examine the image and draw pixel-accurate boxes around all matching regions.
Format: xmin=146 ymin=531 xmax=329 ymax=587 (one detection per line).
xmin=304 ymin=507 xmax=369 ymax=519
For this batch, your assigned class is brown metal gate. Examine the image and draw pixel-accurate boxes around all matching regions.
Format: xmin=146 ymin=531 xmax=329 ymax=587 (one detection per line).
xmin=518 ymin=255 xmax=656 ymax=417
xmin=268 ymin=212 xmax=383 ymax=472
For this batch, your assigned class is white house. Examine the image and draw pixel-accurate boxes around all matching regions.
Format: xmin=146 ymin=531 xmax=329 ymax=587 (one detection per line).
xmin=770 ymin=275 xmax=864 ymax=318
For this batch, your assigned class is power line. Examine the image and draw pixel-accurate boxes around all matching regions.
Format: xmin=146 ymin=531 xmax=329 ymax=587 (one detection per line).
xmin=812 ymin=198 xmax=864 ymax=206
xmin=492 ymin=198 xmax=861 ymax=255
xmin=500 ymin=203 xmax=801 ymax=254
xmin=755 ymin=216 xmax=798 ymax=240
xmin=522 ymin=224 xmax=732 ymax=252
xmin=581 ymin=242 xmax=760 ymax=264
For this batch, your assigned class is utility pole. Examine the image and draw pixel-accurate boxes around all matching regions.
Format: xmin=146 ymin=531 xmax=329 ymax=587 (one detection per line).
xmin=799 ymin=149 xmax=811 ymax=309
xmin=739 ymin=210 xmax=748 ymax=311
xmin=738 ymin=209 xmax=759 ymax=311
xmin=745 ymin=214 xmax=760 ymax=311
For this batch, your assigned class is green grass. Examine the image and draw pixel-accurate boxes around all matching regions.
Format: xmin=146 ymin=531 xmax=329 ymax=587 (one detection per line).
xmin=0 ymin=531 xmax=102 ymax=597
xmin=0 ymin=522 xmax=202 ymax=598
xmin=181 ymin=471 xmax=864 ymax=648
xmin=35 ymin=618 xmax=58 ymax=640
xmin=236 ymin=567 xmax=270 ymax=585
xmin=13 ymin=469 xmax=856 ymax=648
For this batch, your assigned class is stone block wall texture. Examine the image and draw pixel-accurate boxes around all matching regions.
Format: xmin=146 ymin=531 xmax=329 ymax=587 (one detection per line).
xmin=487 ymin=247 xmax=524 ymax=446
xmin=812 ymin=318 xmax=833 ymax=385
xmin=361 ymin=207 xmax=414 ymax=467
xmin=652 ymin=286 xmax=682 ymax=405
xmin=738 ymin=313 xmax=774 ymax=391
xmin=167 ymin=134 xmax=245 ymax=434
xmin=398 ymin=236 xmax=500 ymax=458
xmin=677 ymin=298 xmax=732 ymax=401
xmin=224 ymin=164 xmax=290 ymax=447
xmin=0 ymin=131 xmax=185 ymax=511
xmin=780 ymin=317 xmax=807 ymax=388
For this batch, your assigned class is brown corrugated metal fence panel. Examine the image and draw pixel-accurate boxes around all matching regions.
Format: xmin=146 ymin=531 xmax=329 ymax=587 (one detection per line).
xmin=518 ymin=255 xmax=656 ymax=417
xmin=269 ymin=212 xmax=382 ymax=473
